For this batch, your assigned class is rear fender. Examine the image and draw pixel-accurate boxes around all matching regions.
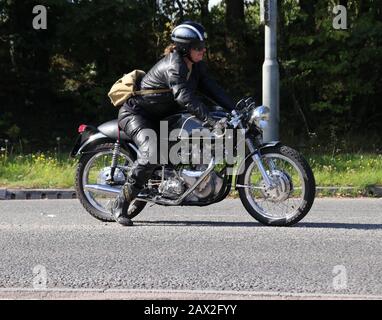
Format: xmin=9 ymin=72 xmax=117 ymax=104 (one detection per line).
xmin=72 ymin=132 xmax=110 ymax=156
xmin=70 ymin=131 xmax=139 ymax=158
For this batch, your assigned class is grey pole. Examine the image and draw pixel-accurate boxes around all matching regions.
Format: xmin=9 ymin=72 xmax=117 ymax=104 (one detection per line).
xmin=262 ymin=0 xmax=279 ymax=142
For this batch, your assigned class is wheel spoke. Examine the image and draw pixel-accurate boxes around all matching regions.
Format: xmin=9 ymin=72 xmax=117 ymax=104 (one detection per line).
xmin=82 ymin=150 xmax=132 ymax=216
xmin=244 ymin=153 xmax=306 ymax=220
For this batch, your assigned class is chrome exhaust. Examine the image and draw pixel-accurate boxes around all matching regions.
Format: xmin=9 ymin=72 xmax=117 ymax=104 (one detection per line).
xmin=86 ymin=157 xmax=216 ymax=204
xmin=175 ymin=157 xmax=215 ymax=204
xmin=84 ymin=184 xmax=121 ymax=195
xmin=138 ymin=157 xmax=216 ymax=206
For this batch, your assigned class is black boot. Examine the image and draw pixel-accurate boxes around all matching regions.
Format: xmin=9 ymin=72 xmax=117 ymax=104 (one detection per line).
xmin=122 ymin=178 xmax=141 ymax=203
xmin=111 ymin=193 xmax=133 ymax=226
xmin=111 ymin=178 xmax=140 ymax=226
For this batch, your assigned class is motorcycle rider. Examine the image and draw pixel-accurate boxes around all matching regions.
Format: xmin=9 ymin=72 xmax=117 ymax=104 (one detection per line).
xmin=112 ymin=21 xmax=235 ymax=226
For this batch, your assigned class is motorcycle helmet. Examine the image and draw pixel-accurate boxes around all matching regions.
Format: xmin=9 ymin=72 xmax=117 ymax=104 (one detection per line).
xmin=171 ymin=21 xmax=207 ymax=57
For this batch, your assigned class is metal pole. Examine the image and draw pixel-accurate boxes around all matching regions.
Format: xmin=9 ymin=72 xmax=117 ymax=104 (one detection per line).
xmin=262 ymin=0 xmax=279 ymax=142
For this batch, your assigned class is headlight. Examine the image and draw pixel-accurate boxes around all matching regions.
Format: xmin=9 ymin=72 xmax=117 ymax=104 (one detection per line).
xmin=248 ymin=105 xmax=270 ymax=129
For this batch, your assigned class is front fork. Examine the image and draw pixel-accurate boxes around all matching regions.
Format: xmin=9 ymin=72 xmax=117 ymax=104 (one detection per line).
xmin=245 ymin=137 xmax=276 ymax=189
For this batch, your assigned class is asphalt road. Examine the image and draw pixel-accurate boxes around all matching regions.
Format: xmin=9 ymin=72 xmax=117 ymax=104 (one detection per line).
xmin=0 ymin=198 xmax=381 ymax=299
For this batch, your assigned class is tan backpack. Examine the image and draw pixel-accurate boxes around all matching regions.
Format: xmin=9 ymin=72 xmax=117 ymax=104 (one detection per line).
xmin=107 ymin=69 xmax=171 ymax=107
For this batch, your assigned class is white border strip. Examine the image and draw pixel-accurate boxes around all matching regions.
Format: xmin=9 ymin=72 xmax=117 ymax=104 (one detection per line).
xmin=0 ymin=288 xmax=381 ymax=300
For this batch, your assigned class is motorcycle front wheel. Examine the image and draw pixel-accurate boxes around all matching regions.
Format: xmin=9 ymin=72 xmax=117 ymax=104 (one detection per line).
xmin=237 ymin=144 xmax=315 ymax=226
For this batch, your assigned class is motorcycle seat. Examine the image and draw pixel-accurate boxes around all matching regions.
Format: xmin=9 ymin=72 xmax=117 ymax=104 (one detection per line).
xmin=97 ymin=120 xmax=129 ymax=141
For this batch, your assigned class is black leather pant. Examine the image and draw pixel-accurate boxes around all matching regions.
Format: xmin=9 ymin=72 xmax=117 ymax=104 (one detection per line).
xmin=118 ymin=104 xmax=159 ymax=189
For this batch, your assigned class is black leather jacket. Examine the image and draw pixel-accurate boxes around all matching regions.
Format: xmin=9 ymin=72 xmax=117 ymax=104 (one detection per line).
xmin=125 ymin=50 xmax=234 ymax=121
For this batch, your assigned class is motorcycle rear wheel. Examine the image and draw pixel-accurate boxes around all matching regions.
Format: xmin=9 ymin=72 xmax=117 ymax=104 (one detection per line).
xmin=75 ymin=143 xmax=146 ymax=222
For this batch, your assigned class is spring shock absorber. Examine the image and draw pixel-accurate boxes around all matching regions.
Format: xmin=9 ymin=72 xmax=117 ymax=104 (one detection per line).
xmin=108 ymin=141 xmax=120 ymax=183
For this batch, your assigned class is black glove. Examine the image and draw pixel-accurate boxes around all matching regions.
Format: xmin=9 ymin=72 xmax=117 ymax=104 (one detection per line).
xmin=198 ymin=104 xmax=210 ymax=122
xmin=202 ymin=117 xmax=228 ymax=131
xmin=185 ymin=102 xmax=210 ymax=122
xmin=202 ymin=117 xmax=218 ymax=129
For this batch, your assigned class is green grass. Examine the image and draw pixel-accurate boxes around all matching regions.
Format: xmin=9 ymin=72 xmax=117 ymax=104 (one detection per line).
xmin=0 ymin=152 xmax=77 ymax=188
xmin=308 ymin=153 xmax=382 ymax=196
xmin=0 ymin=151 xmax=381 ymax=196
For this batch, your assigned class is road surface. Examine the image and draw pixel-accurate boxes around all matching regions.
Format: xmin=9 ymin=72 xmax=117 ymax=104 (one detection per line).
xmin=0 ymin=198 xmax=381 ymax=299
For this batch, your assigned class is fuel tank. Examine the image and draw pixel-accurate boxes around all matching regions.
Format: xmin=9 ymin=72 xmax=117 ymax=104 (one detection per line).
xmin=162 ymin=111 xmax=227 ymax=164
xmin=165 ymin=111 xmax=227 ymax=136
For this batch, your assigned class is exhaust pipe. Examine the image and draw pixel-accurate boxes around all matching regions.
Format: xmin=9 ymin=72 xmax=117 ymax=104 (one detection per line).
xmin=84 ymin=184 xmax=121 ymax=195
xmin=85 ymin=157 xmax=215 ymax=204
xmin=139 ymin=157 xmax=216 ymax=206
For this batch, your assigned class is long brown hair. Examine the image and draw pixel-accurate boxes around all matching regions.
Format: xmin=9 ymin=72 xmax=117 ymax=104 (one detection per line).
xmin=163 ymin=44 xmax=176 ymax=55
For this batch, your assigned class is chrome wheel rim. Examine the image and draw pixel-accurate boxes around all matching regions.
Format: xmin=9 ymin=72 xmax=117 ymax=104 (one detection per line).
xmin=82 ymin=150 xmax=133 ymax=216
xmin=244 ymin=153 xmax=305 ymax=220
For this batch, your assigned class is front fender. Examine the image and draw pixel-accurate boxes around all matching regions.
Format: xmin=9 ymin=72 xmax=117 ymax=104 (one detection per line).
xmin=233 ymin=140 xmax=281 ymax=188
xmin=258 ymin=140 xmax=281 ymax=151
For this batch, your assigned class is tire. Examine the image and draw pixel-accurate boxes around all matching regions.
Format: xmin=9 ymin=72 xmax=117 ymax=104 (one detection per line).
xmin=237 ymin=144 xmax=315 ymax=226
xmin=75 ymin=143 xmax=146 ymax=222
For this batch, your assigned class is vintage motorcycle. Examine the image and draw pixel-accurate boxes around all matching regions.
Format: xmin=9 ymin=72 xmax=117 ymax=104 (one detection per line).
xmin=70 ymin=97 xmax=316 ymax=226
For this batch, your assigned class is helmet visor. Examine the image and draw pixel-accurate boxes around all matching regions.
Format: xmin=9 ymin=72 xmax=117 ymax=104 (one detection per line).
xmin=191 ymin=41 xmax=206 ymax=52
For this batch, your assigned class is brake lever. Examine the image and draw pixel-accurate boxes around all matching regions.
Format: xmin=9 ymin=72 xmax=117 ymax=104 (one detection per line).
xmin=212 ymin=118 xmax=227 ymax=138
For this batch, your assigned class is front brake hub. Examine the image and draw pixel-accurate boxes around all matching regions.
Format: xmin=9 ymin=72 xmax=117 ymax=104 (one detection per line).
xmin=260 ymin=170 xmax=293 ymax=202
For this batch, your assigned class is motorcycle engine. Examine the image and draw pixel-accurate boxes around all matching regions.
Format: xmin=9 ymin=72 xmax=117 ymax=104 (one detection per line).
xmin=180 ymin=165 xmax=224 ymax=202
xmin=154 ymin=166 xmax=224 ymax=202
xmin=158 ymin=177 xmax=185 ymax=199
xmin=155 ymin=168 xmax=185 ymax=199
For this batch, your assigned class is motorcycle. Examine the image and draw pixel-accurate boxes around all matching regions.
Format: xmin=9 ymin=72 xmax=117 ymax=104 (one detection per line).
xmin=70 ymin=97 xmax=316 ymax=226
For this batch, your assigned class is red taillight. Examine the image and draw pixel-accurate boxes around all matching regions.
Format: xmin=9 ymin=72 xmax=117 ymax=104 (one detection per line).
xmin=78 ymin=124 xmax=87 ymax=133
